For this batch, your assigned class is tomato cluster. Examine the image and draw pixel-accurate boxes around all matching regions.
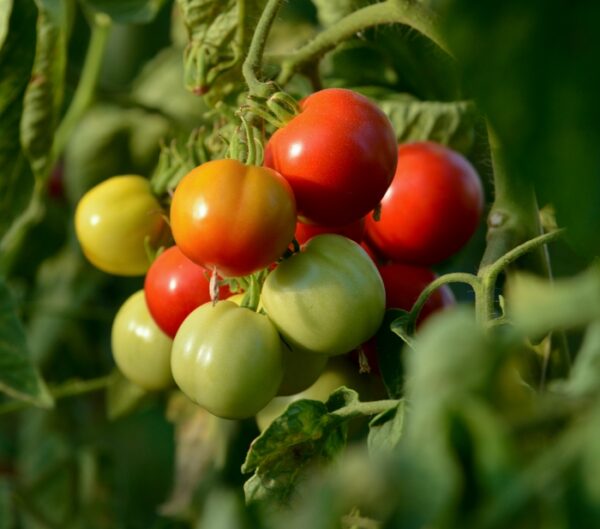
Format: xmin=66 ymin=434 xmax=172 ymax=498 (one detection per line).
xmin=74 ymin=88 xmax=484 ymax=420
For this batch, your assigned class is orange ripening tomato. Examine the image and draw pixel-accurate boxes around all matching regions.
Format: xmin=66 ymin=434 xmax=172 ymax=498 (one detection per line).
xmin=170 ymin=159 xmax=297 ymax=277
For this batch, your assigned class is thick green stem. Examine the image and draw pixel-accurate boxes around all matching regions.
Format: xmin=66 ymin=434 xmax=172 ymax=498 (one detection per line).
xmin=51 ymin=13 xmax=110 ymax=162
xmin=277 ymin=0 xmax=449 ymax=86
xmin=0 ymin=373 xmax=115 ymax=415
xmin=242 ymin=0 xmax=284 ymax=98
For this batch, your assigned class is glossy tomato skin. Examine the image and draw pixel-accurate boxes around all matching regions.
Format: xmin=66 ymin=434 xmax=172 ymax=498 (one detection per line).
xmin=264 ymin=88 xmax=397 ymax=226
xmin=294 ymin=217 xmax=365 ymax=245
xmin=171 ymin=301 xmax=284 ymax=419
xmin=170 ymin=159 xmax=296 ymax=278
xmin=365 ymin=142 xmax=484 ymax=265
xmin=75 ymin=175 xmax=168 ymax=276
xmin=111 ymin=290 xmax=174 ymax=390
xmin=144 ymin=246 xmax=231 ymax=338
xmin=378 ymin=263 xmax=455 ymax=324
xmin=261 ymin=234 xmax=385 ymax=356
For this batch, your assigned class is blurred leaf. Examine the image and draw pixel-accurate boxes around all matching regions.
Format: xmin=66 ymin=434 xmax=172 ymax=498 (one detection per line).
xmin=0 ymin=0 xmax=13 ymax=50
xmin=441 ymin=0 xmax=600 ymax=257
xmin=508 ymin=267 xmax=600 ymax=338
xmin=242 ymin=395 xmax=348 ymax=506
xmin=132 ymin=46 xmax=208 ymax=128
xmin=0 ymin=0 xmax=36 ymax=241
xmin=80 ymin=0 xmax=167 ymax=23
xmin=0 ymin=279 xmax=52 ymax=407
xmin=63 ymin=104 xmax=169 ymax=204
xmin=196 ymin=488 xmax=254 ymax=529
xmin=378 ymin=309 xmax=409 ymax=399
xmin=367 ymin=401 xmax=404 ymax=457
xmin=105 ymin=370 xmax=147 ymax=420
xmin=20 ymin=0 xmax=69 ymax=180
xmin=0 ymin=477 xmax=14 ymax=529
xmin=558 ymin=320 xmax=600 ymax=397
xmin=161 ymin=391 xmax=235 ymax=516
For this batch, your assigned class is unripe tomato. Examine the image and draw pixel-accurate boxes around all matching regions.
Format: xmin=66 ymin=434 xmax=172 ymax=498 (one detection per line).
xmin=265 ymin=88 xmax=397 ymax=226
xmin=111 ymin=290 xmax=173 ymax=390
xmin=75 ymin=175 xmax=168 ymax=276
xmin=365 ymin=142 xmax=484 ymax=265
xmin=225 ymin=293 xmax=327 ymax=395
xmin=261 ymin=234 xmax=385 ymax=356
xmin=170 ymin=159 xmax=296 ymax=277
xmin=294 ymin=217 xmax=365 ymax=245
xmin=144 ymin=246 xmax=231 ymax=338
xmin=171 ymin=301 xmax=284 ymax=419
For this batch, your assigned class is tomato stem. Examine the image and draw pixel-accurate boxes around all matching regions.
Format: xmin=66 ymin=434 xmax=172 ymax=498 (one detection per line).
xmin=330 ymin=398 xmax=401 ymax=420
xmin=277 ymin=0 xmax=450 ymax=87
xmin=242 ymin=0 xmax=285 ymax=98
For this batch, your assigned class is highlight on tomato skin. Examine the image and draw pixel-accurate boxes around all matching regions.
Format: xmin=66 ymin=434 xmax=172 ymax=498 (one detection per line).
xmin=294 ymin=217 xmax=366 ymax=245
xmin=365 ymin=141 xmax=484 ymax=266
xmin=144 ymin=245 xmax=231 ymax=338
xmin=169 ymin=159 xmax=297 ymax=278
xmin=264 ymin=88 xmax=398 ymax=226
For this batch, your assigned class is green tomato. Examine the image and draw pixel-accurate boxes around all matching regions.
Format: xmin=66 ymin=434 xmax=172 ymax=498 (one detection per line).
xmin=111 ymin=290 xmax=174 ymax=390
xmin=75 ymin=175 xmax=169 ymax=276
xmin=171 ymin=301 xmax=284 ymax=419
xmin=261 ymin=234 xmax=385 ymax=356
xmin=227 ymin=292 xmax=327 ymax=395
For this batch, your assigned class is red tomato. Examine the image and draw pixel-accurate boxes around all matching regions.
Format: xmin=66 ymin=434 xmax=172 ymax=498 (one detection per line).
xmin=378 ymin=263 xmax=455 ymax=324
xmin=294 ymin=217 xmax=365 ymax=245
xmin=144 ymin=246 xmax=231 ymax=338
xmin=264 ymin=88 xmax=397 ymax=226
xmin=170 ymin=159 xmax=297 ymax=277
xmin=365 ymin=142 xmax=484 ymax=265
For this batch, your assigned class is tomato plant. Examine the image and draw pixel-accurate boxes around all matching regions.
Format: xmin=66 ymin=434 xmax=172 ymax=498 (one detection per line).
xmin=170 ymin=300 xmax=284 ymax=419
xmin=144 ymin=245 xmax=230 ymax=338
xmin=170 ymin=159 xmax=296 ymax=277
xmin=111 ymin=290 xmax=173 ymax=390
xmin=74 ymin=175 xmax=169 ymax=276
xmin=261 ymin=234 xmax=385 ymax=356
xmin=264 ymin=88 xmax=397 ymax=226
xmin=365 ymin=142 xmax=484 ymax=265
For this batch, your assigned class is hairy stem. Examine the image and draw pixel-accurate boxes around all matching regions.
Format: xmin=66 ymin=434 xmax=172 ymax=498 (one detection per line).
xmin=277 ymin=0 xmax=449 ymax=86
xmin=242 ymin=0 xmax=284 ymax=98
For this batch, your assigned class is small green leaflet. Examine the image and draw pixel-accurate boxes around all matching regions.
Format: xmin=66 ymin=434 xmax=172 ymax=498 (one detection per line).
xmin=0 ymin=278 xmax=53 ymax=407
xmin=367 ymin=400 xmax=405 ymax=457
xmin=379 ymin=309 xmax=411 ymax=399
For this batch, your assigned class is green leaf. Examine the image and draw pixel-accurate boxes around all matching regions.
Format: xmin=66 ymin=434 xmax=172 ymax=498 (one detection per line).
xmin=558 ymin=321 xmax=600 ymax=397
xmin=0 ymin=0 xmax=37 ymax=241
xmin=0 ymin=0 xmax=13 ymax=50
xmin=379 ymin=309 xmax=410 ymax=398
xmin=367 ymin=401 xmax=405 ymax=457
xmin=508 ymin=267 xmax=600 ymax=338
xmin=105 ymin=370 xmax=147 ymax=420
xmin=80 ymin=0 xmax=166 ymax=24
xmin=242 ymin=397 xmax=347 ymax=505
xmin=20 ymin=0 xmax=70 ymax=180
xmin=361 ymin=89 xmax=478 ymax=155
xmin=0 ymin=279 xmax=52 ymax=407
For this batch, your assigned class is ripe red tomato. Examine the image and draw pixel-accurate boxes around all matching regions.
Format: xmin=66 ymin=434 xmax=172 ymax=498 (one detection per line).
xmin=170 ymin=159 xmax=296 ymax=277
xmin=378 ymin=263 xmax=455 ymax=324
xmin=144 ymin=246 xmax=231 ymax=338
xmin=365 ymin=142 xmax=484 ymax=265
xmin=264 ymin=88 xmax=397 ymax=226
xmin=294 ymin=217 xmax=365 ymax=245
